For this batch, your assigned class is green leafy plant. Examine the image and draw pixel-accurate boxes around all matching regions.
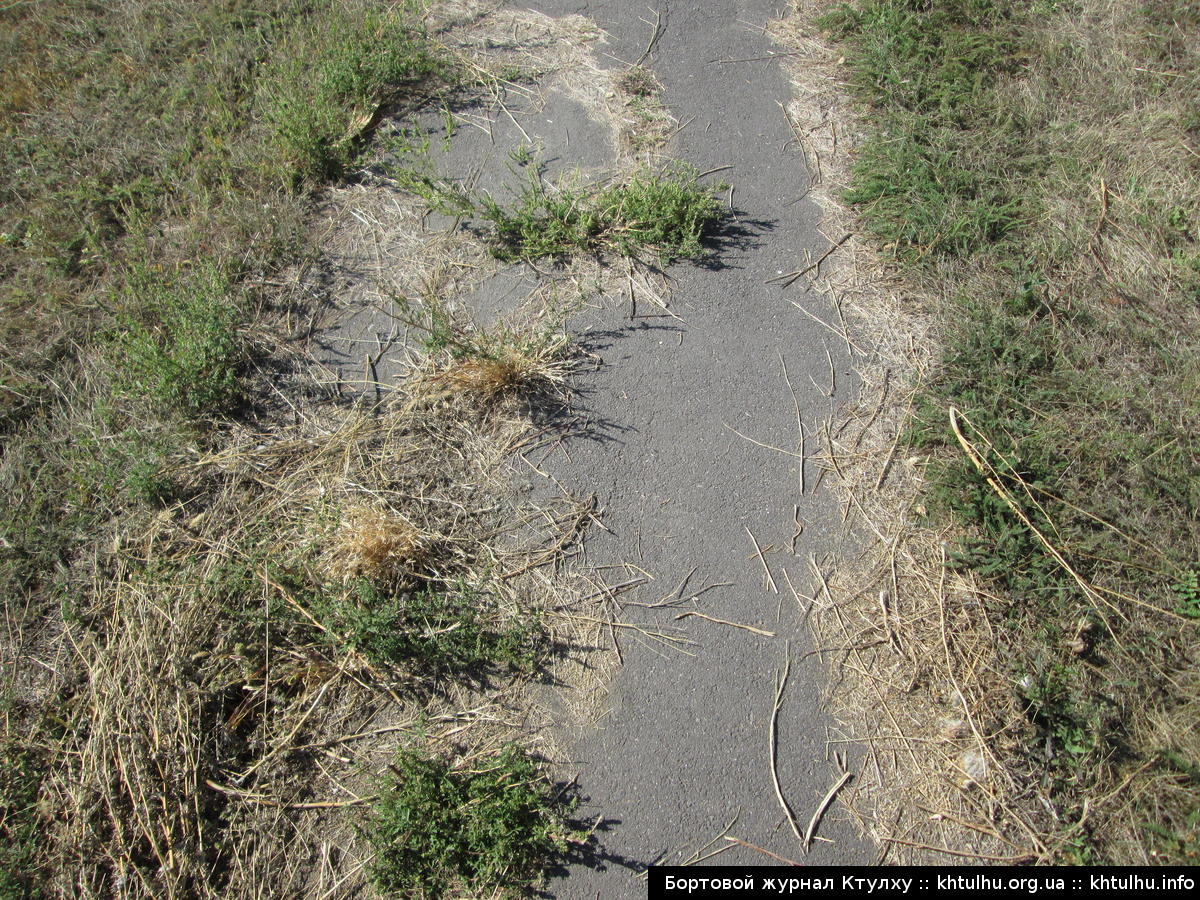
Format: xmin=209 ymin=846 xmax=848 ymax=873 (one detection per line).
xmin=368 ymin=745 xmax=574 ymax=899
xmin=390 ymin=167 xmax=478 ymax=218
xmin=1172 ymin=569 xmax=1200 ymax=619
xmin=507 ymin=144 xmax=534 ymax=166
xmin=119 ymin=264 xmax=243 ymax=416
xmin=389 ymin=157 xmax=724 ymax=262
xmin=265 ymin=3 xmax=446 ymax=181
xmin=481 ymin=164 xmax=725 ymax=262
xmin=314 ymin=579 xmax=540 ymax=673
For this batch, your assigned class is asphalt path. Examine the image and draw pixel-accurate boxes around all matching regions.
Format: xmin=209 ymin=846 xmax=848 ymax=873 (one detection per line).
xmin=515 ymin=0 xmax=876 ymax=892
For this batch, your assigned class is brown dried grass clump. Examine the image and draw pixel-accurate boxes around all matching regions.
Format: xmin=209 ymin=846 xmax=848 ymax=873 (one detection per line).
xmin=440 ymin=341 xmax=573 ymax=402
xmin=439 ymin=351 xmax=542 ymax=401
xmin=413 ymin=330 xmax=573 ymax=409
xmin=327 ymin=506 xmax=428 ymax=583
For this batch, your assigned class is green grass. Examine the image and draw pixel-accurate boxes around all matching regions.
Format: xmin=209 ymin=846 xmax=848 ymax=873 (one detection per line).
xmin=314 ymin=579 xmax=542 ymax=674
xmin=0 ymin=739 xmax=44 ymax=899
xmin=265 ymin=2 xmax=446 ymax=181
xmin=117 ymin=263 xmax=243 ymax=416
xmin=393 ymin=159 xmax=726 ymax=262
xmin=485 ymin=164 xmax=726 ymax=261
xmin=0 ymin=0 xmax=448 ymax=608
xmin=823 ymin=0 xmax=1200 ymax=864
xmin=368 ymin=744 xmax=575 ymax=899
xmin=842 ymin=124 xmax=1023 ymax=259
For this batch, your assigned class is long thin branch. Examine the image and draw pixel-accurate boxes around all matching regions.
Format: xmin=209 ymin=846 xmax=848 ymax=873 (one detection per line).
xmin=769 ymin=644 xmax=805 ymax=846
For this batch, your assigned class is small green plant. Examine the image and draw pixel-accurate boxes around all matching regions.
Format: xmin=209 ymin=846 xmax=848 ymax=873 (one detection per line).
xmin=123 ymin=451 xmax=175 ymax=505
xmin=391 ymin=291 xmax=475 ymax=358
xmin=507 ymin=144 xmax=535 ymax=167
xmin=390 ymin=153 xmax=725 ymax=262
xmin=119 ymin=264 xmax=243 ymax=416
xmin=1018 ymin=662 xmax=1102 ymax=765
xmin=368 ymin=744 xmax=574 ymax=898
xmin=439 ymin=100 xmax=457 ymax=148
xmin=315 ymin=579 xmax=540 ymax=673
xmin=392 ymin=168 xmax=478 ymax=218
xmin=1171 ymin=569 xmax=1200 ymax=619
xmin=71 ymin=426 xmax=178 ymax=506
xmin=1057 ymin=827 xmax=1099 ymax=865
xmin=385 ymin=123 xmax=434 ymax=159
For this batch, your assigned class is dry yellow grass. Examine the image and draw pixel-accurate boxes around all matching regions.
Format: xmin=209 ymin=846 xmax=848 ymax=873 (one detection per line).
xmin=417 ymin=335 xmax=573 ymax=406
xmin=327 ymin=506 xmax=428 ymax=584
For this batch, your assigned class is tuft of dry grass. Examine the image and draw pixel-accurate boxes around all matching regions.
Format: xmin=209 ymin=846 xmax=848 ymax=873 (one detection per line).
xmin=437 ymin=351 xmax=546 ymax=401
xmin=417 ymin=331 xmax=574 ymax=406
xmin=327 ymin=506 xmax=429 ymax=584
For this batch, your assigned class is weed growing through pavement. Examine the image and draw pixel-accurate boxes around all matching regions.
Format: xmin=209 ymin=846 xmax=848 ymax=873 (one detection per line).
xmin=484 ymin=163 xmax=726 ymax=262
xmin=615 ymin=65 xmax=671 ymax=157
xmin=394 ymin=291 xmax=576 ymax=406
xmin=390 ymin=158 xmax=726 ymax=262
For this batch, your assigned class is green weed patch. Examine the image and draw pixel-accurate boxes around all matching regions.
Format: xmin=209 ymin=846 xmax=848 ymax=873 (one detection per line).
xmin=394 ymin=160 xmax=726 ymax=262
xmin=314 ymin=579 xmax=542 ymax=674
xmin=265 ymin=3 xmax=446 ymax=181
xmin=0 ymin=741 xmax=45 ymax=899
xmin=118 ymin=264 xmax=243 ymax=416
xmin=368 ymin=745 xmax=574 ymax=899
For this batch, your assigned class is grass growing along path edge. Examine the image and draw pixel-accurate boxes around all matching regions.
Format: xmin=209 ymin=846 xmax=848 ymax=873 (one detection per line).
xmin=1 ymin=2 xmax=563 ymax=896
xmin=808 ymin=0 xmax=1200 ymax=864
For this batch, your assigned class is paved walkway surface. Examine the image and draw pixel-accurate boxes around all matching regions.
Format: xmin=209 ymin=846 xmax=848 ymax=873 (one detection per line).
xmin=509 ymin=1 xmax=877 ymax=892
